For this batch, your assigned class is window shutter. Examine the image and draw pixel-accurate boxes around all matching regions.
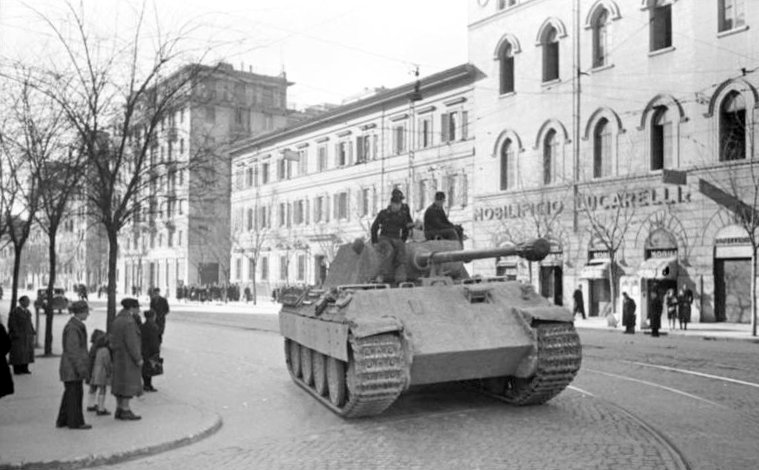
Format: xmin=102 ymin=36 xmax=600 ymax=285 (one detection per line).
xmin=441 ymin=113 xmax=450 ymax=142
xmin=305 ymin=199 xmax=310 ymax=225
xmin=461 ymin=111 xmax=469 ymax=140
xmin=333 ymin=194 xmax=339 ymax=220
xmin=348 ymin=141 xmax=354 ymax=165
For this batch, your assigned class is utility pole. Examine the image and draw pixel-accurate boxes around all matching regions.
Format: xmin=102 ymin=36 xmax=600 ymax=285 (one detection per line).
xmin=572 ymin=0 xmax=582 ymax=233
xmin=408 ymin=66 xmax=423 ymax=212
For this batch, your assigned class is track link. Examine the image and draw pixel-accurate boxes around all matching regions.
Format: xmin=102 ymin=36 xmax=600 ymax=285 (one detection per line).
xmin=479 ymin=322 xmax=582 ymax=406
xmin=287 ymin=333 xmax=407 ymax=418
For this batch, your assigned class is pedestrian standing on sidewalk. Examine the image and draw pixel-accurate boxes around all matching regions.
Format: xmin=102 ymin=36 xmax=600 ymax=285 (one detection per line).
xmin=664 ymin=288 xmax=678 ymax=331
xmin=678 ymin=286 xmax=693 ymax=330
xmin=150 ymin=288 xmax=170 ymax=343
xmin=140 ymin=310 xmax=161 ymax=393
xmin=622 ymin=292 xmax=636 ymax=334
xmin=111 ymin=298 xmax=143 ymax=421
xmin=0 ymin=315 xmax=14 ymax=399
xmin=56 ymin=301 xmax=92 ymax=430
xmin=86 ymin=330 xmax=112 ymax=416
xmin=8 ymin=296 xmax=35 ymax=375
xmin=650 ymin=291 xmax=663 ymax=337
xmin=572 ymin=286 xmax=586 ymax=320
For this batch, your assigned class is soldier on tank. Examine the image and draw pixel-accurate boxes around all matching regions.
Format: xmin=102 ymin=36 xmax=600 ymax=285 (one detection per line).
xmin=423 ymin=191 xmax=463 ymax=243
xmin=370 ymin=193 xmax=410 ymax=283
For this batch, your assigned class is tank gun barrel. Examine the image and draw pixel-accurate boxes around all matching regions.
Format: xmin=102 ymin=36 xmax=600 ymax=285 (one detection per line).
xmin=420 ymin=238 xmax=551 ymax=266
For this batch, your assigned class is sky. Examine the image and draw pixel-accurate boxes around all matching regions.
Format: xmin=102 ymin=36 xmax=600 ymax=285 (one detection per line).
xmin=0 ymin=0 xmax=469 ymax=108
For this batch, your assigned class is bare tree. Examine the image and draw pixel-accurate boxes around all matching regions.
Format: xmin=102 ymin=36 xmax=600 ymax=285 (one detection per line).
xmin=29 ymin=3 xmax=217 ymax=327
xmin=230 ymin=190 xmax=273 ymax=305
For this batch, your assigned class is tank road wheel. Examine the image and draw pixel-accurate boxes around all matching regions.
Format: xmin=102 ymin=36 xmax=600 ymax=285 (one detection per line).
xmin=327 ymin=357 xmax=347 ymax=407
xmin=301 ymin=346 xmax=314 ymax=386
xmin=501 ymin=323 xmax=582 ymax=406
xmin=313 ymin=352 xmax=328 ymax=396
xmin=286 ymin=339 xmax=302 ymax=378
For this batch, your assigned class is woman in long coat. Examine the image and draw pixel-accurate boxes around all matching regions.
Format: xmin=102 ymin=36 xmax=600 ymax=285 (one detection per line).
xmin=140 ymin=310 xmax=161 ymax=392
xmin=110 ymin=298 xmax=142 ymax=420
xmin=1 ymin=316 xmax=14 ymax=398
xmin=678 ymin=287 xmax=693 ymax=330
xmin=622 ymin=292 xmax=636 ymax=334
xmin=9 ymin=296 xmax=35 ymax=374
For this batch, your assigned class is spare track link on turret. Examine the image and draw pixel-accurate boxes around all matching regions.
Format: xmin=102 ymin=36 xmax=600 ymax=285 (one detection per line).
xmin=287 ymin=333 xmax=407 ymax=418
xmin=478 ymin=322 xmax=582 ymax=406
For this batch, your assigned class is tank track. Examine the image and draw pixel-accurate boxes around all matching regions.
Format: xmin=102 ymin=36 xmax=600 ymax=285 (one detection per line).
xmin=287 ymin=333 xmax=407 ymax=418
xmin=477 ymin=322 xmax=582 ymax=406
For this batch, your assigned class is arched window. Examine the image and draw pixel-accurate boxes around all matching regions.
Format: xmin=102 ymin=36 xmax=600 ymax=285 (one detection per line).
xmin=543 ymin=130 xmax=558 ymax=185
xmin=651 ymin=106 xmax=672 ymax=170
xmin=500 ymin=139 xmax=515 ymax=190
xmin=542 ymin=26 xmax=560 ymax=82
xmin=720 ymin=91 xmax=746 ymax=161
xmin=593 ymin=118 xmax=611 ymax=178
xmin=592 ymin=8 xmax=610 ymax=68
xmin=499 ymin=42 xmax=515 ymax=94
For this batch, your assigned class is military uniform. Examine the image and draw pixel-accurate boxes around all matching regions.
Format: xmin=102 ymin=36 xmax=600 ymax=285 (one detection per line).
xmin=371 ymin=204 xmax=411 ymax=283
xmin=423 ymin=203 xmax=459 ymax=241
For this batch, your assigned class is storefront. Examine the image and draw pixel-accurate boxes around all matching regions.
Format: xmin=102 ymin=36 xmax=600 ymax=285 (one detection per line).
xmin=579 ymin=248 xmax=612 ymax=317
xmin=539 ymin=242 xmax=564 ymax=306
xmin=636 ymin=228 xmax=680 ymax=328
xmin=714 ymin=225 xmax=753 ymax=323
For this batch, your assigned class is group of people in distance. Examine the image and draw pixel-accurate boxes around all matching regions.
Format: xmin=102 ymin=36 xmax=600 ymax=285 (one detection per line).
xmin=620 ymin=286 xmax=693 ymax=337
xmin=370 ymin=188 xmax=463 ymax=284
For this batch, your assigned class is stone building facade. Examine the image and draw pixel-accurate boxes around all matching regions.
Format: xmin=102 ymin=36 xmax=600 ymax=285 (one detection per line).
xmin=468 ymin=0 xmax=757 ymax=324
xmin=229 ymin=65 xmax=480 ymax=297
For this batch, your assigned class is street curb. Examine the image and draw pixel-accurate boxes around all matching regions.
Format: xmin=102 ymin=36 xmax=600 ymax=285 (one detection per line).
xmin=0 ymin=413 xmax=223 ymax=470
xmin=575 ymin=324 xmax=759 ymax=344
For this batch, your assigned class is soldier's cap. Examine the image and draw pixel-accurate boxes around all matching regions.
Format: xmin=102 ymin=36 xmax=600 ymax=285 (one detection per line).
xmin=391 ymin=188 xmax=405 ymax=200
xmin=69 ymin=300 xmax=91 ymax=314
xmin=390 ymin=194 xmax=403 ymax=204
xmin=121 ymin=298 xmax=140 ymax=309
xmin=435 ymin=191 xmax=446 ymax=201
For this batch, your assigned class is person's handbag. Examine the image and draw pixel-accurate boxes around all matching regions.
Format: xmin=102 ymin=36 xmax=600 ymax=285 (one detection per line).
xmin=148 ymin=356 xmax=164 ymax=376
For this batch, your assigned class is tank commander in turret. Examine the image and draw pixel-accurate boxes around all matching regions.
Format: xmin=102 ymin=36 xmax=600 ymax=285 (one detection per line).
xmin=424 ymin=191 xmax=463 ymax=243
xmin=370 ymin=193 xmax=410 ymax=284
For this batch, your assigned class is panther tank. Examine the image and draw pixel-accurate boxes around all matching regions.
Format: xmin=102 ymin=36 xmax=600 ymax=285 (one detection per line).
xmin=278 ymin=238 xmax=582 ymax=418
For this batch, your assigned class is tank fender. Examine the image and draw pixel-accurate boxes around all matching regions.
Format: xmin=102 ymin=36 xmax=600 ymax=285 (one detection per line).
xmin=517 ymin=305 xmax=575 ymax=324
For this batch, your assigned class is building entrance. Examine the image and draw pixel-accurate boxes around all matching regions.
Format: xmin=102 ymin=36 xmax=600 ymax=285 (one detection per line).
xmin=714 ymin=224 xmax=753 ymax=323
xmin=539 ymin=265 xmax=563 ymax=305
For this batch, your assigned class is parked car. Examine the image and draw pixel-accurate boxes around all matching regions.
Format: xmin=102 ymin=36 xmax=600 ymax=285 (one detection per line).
xmin=34 ymin=288 xmax=70 ymax=314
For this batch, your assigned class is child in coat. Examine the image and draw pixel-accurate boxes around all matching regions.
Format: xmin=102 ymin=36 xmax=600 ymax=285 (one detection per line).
xmin=85 ymin=330 xmax=112 ymax=415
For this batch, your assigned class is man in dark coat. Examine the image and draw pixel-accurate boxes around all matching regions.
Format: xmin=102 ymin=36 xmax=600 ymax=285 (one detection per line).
xmin=622 ymin=292 xmax=636 ymax=334
xmin=371 ymin=194 xmax=411 ymax=283
xmin=56 ymin=301 xmax=91 ymax=429
xmin=111 ymin=298 xmax=143 ymax=421
xmin=149 ymin=288 xmax=170 ymax=343
xmin=0 ymin=318 xmax=14 ymax=398
xmin=140 ymin=310 xmax=161 ymax=392
xmin=649 ymin=291 xmax=663 ymax=337
xmin=423 ymin=191 xmax=461 ymax=243
xmin=678 ymin=286 xmax=693 ymax=330
xmin=9 ymin=296 xmax=35 ymax=375
xmin=573 ymin=286 xmax=586 ymax=320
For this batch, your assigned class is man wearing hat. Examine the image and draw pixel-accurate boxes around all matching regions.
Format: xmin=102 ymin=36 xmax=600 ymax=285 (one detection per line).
xmin=56 ymin=300 xmax=92 ymax=429
xmin=110 ymin=298 xmax=143 ymax=420
xmin=423 ymin=191 xmax=462 ymax=243
xmin=370 ymin=192 xmax=412 ymax=283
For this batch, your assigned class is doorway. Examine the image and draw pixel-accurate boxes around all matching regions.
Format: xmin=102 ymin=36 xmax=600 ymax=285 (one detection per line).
xmin=714 ymin=258 xmax=751 ymax=323
xmin=589 ymin=279 xmax=610 ymax=317
xmin=539 ymin=265 xmax=563 ymax=305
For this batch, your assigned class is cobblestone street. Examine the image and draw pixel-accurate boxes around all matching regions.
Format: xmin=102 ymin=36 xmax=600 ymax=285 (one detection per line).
xmin=90 ymin=308 xmax=758 ymax=470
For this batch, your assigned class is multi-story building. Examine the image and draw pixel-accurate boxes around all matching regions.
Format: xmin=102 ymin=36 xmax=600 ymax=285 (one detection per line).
xmin=229 ymin=64 xmax=481 ymax=296
xmin=117 ymin=63 xmax=292 ymax=297
xmin=468 ymin=0 xmax=756 ymax=324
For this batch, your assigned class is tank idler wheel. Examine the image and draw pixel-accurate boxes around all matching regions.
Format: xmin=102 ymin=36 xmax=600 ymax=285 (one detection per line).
xmin=301 ymin=346 xmax=314 ymax=386
xmin=313 ymin=352 xmax=328 ymax=396
xmin=286 ymin=339 xmax=302 ymax=378
xmin=327 ymin=356 xmax=347 ymax=407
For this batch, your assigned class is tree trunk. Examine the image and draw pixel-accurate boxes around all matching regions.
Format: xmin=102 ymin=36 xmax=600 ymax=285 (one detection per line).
xmin=608 ymin=255 xmax=618 ymax=316
xmin=44 ymin=230 xmax=58 ymax=355
xmin=752 ymin=246 xmax=757 ymax=337
xmin=106 ymin=227 xmax=119 ymax=331
xmin=251 ymin=261 xmax=257 ymax=305
xmin=10 ymin=244 xmax=23 ymax=311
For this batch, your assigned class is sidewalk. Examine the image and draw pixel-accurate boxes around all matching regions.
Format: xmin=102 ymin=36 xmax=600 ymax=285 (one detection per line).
xmin=574 ymin=315 xmax=759 ymax=342
xmin=0 ymin=306 xmax=222 ymax=470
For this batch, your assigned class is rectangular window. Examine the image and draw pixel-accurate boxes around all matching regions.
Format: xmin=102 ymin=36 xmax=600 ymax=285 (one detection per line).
xmin=337 ymin=141 xmax=350 ymax=166
xmin=294 ymin=200 xmax=305 ymax=225
xmin=719 ymin=0 xmax=746 ymax=32
xmin=650 ymin=1 xmax=672 ymax=51
xmin=258 ymin=206 xmax=268 ymax=229
xmin=317 ymin=145 xmax=328 ymax=171
xmin=356 ymin=135 xmax=372 ymax=163
xmin=417 ymin=180 xmax=427 ymax=211
xmin=297 ymin=254 xmax=306 ymax=281
xmin=336 ymin=192 xmax=348 ymax=220
xmin=261 ymin=256 xmax=269 ymax=281
xmin=279 ymin=255 xmax=288 ymax=281
xmin=236 ymin=258 xmax=243 ymax=281
xmin=205 ymin=106 xmax=215 ymax=124
xmin=279 ymin=203 xmax=286 ymax=227
xmin=447 ymin=175 xmax=457 ymax=208
xmin=315 ymin=196 xmax=324 ymax=222
xmin=393 ymin=125 xmax=406 ymax=154
xmin=168 ymin=229 xmax=174 ymax=247
xmin=261 ymin=162 xmax=270 ymax=184
xmin=178 ymin=230 xmax=183 ymax=247
xmin=234 ymin=107 xmax=244 ymax=125
xmin=441 ymin=112 xmax=462 ymax=142
xmin=419 ymin=117 xmax=432 ymax=148
xmin=245 ymin=167 xmax=254 ymax=187
xmin=361 ymin=188 xmax=370 ymax=216
xmin=298 ymin=149 xmax=307 ymax=175
xmin=247 ymin=208 xmax=254 ymax=231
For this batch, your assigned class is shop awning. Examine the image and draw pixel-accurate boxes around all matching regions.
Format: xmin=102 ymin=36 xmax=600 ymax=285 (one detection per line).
xmin=637 ymin=257 xmax=678 ymax=280
xmin=579 ymin=260 xmax=611 ymax=279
